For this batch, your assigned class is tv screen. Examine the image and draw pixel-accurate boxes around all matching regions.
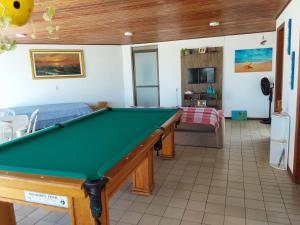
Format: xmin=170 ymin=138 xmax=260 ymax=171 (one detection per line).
xmin=188 ymin=67 xmax=216 ymax=84
xmin=188 ymin=68 xmax=199 ymax=84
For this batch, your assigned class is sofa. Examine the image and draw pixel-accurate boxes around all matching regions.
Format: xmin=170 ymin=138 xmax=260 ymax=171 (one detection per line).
xmin=175 ymin=118 xmax=225 ymax=149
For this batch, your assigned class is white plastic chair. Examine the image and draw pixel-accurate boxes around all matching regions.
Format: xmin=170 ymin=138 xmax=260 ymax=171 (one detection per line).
xmin=12 ymin=115 xmax=29 ymax=137
xmin=0 ymin=109 xmax=15 ymax=117
xmin=27 ymin=109 xmax=39 ymax=134
xmin=0 ymin=122 xmax=13 ymax=144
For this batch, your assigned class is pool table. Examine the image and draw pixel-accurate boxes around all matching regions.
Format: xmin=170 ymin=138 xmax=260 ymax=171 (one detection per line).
xmin=0 ymin=107 xmax=181 ymax=225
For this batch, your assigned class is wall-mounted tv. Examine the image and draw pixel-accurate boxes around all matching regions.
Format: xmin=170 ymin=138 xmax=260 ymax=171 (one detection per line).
xmin=188 ymin=67 xmax=216 ymax=84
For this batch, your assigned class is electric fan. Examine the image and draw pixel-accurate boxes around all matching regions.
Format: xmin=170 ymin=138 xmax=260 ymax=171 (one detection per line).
xmin=261 ymin=77 xmax=274 ymax=124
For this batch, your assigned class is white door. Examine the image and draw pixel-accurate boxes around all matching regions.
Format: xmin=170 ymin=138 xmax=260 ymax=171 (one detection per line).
xmin=133 ymin=50 xmax=160 ymax=106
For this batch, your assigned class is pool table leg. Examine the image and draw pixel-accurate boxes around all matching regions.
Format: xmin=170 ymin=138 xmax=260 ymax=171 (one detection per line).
xmin=0 ymin=202 xmax=16 ymax=225
xmin=160 ymin=126 xmax=175 ymax=159
xmin=132 ymin=150 xmax=154 ymax=195
xmin=72 ymin=191 xmax=109 ymax=225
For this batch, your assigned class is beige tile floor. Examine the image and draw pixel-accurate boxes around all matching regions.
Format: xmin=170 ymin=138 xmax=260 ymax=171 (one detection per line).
xmin=14 ymin=120 xmax=300 ymax=225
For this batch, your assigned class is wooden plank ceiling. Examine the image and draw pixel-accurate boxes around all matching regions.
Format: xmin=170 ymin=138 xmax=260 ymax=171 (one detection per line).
xmin=5 ymin=0 xmax=289 ymax=45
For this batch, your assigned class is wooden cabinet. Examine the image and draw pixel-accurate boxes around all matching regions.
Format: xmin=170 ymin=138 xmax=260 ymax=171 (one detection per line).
xmin=183 ymin=92 xmax=219 ymax=108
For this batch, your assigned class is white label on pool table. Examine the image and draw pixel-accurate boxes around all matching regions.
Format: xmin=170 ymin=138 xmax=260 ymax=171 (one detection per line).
xmin=24 ymin=191 xmax=69 ymax=208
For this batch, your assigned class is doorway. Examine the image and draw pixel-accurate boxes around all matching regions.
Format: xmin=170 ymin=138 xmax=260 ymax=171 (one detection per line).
xmin=132 ymin=48 xmax=160 ymax=107
xmin=293 ymin=34 xmax=300 ymax=183
xmin=275 ymin=23 xmax=285 ymax=112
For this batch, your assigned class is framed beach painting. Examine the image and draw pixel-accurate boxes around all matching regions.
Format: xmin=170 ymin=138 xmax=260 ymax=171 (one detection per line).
xmin=30 ymin=50 xmax=85 ymax=79
xmin=235 ymin=48 xmax=273 ymax=73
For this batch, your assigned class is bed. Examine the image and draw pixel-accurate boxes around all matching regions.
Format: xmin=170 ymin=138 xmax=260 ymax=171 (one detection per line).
xmin=9 ymin=102 xmax=106 ymax=130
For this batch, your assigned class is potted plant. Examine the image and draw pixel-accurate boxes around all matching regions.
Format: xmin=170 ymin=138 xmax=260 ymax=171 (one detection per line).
xmin=182 ymin=48 xmax=190 ymax=56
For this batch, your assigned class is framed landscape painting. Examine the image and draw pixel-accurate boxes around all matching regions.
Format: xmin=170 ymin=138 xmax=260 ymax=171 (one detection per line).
xmin=235 ymin=48 xmax=273 ymax=73
xmin=30 ymin=50 xmax=85 ymax=79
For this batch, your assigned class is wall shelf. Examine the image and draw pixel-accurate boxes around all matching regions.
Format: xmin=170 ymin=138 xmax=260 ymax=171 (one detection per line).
xmin=181 ymin=47 xmax=223 ymax=109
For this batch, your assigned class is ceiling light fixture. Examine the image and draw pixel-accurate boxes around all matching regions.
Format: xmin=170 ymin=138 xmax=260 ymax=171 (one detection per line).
xmin=209 ymin=21 xmax=220 ymax=27
xmin=16 ymin=33 xmax=27 ymax=38
xmin=124 ymin=31 xmax=133 ymax=37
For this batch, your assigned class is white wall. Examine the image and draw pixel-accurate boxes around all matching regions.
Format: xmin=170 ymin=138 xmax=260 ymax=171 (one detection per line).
xmin=122 ymin=32 xmax=276 ymax=118
xmin=223 ymin=34 xmax=276 ymax=118
xmin=0 ymin=33 xmax=277 ymax=118
xmin=276 ymin=0 xmax=300 ymax=173
xmin=0 ymin=44 xmax=124 ymax=108
xmin=122 ymin=46 xmax=134 ymax=106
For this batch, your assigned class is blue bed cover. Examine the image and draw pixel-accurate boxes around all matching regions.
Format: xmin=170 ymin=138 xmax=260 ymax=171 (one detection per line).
xmin=10 ymin=103 xmax=93 ymax=130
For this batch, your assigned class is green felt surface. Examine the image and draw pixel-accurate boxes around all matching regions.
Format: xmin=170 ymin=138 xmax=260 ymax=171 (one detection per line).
xmin=0 ymin=108 xmax=179 ymax=181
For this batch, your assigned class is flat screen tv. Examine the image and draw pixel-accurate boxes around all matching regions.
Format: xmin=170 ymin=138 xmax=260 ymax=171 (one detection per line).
xmin=188 ymin=67 xmax=216 ymax=84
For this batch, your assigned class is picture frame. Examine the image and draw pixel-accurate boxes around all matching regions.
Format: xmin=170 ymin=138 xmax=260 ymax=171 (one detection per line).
xmin=288 ymin=19 xmax=292 ymax=55
xmin=198 ymin=48 xmax=206 ymax=54
xmin=30 ymin=50 xmax=85 ymax=79
xmin=291 ymin=51 xmax=295 ymax=90
xmin=235 ymin=48 xmax=273 ymax=73
xmin=196 ymin=100 xmax=207 ymax=107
